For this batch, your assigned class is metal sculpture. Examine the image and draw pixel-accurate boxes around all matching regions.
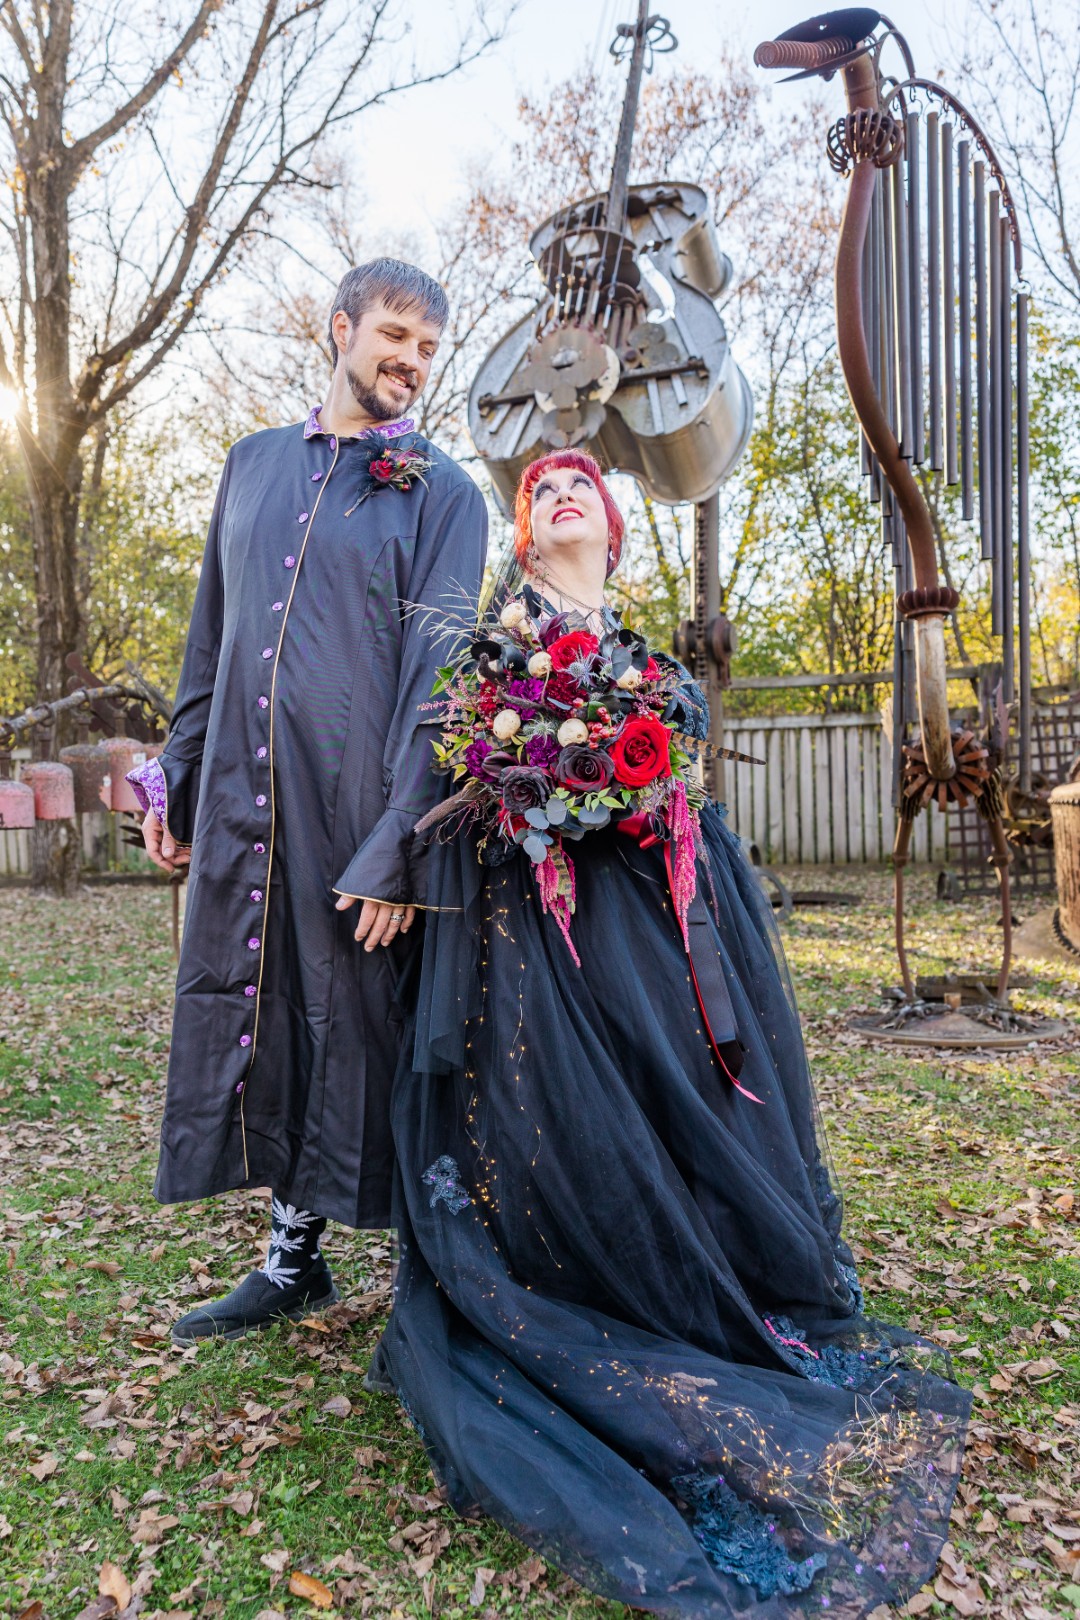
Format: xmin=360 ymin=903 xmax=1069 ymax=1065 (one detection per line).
xmin=753 ymin=8 xmax=1060 ymax=1040
xmin=468 ymin=1 xmax=753 ymax=795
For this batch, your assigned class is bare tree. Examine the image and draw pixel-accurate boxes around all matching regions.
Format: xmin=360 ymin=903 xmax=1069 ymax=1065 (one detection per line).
xmin=0 ymin=0 xmax=504 ymax=735
xmin=954 ymin=0 xmax=1080 ymax=313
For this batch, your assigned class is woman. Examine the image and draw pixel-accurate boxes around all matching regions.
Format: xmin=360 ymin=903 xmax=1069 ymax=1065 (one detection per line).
xmin=369 ymin=450 xmax=969 ymax=1617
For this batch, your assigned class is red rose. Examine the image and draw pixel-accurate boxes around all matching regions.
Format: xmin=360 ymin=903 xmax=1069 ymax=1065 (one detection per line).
xmin=609 ymin=715 xmax=672 ymax=788
xmin=371 ymin=457 xmax=395 ymax=481
xmin=641 ymin=657 xmax=660 ymax=681
xmin=548 ymin=630 xmax=599 ymax=671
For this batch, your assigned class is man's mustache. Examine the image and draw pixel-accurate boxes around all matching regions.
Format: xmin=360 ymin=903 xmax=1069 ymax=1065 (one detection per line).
xmin=379 ymin=363 xmax=418 ymax=388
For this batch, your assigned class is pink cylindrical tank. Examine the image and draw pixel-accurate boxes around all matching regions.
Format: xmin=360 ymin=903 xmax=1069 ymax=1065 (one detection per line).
xmin=98 ymin=738 xmax=163 ymax=813
xmin=21 ymin=762 xmax=76 ymax=820
xmin=59 ymin=743 xmax=112 ymax=815
xmin=0 ymin=778 xmax=36 ymax=829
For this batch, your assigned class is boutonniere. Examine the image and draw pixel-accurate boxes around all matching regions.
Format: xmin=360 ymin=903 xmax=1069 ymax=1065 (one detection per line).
xmin=345 ymin=435 xmax=433 ymax=516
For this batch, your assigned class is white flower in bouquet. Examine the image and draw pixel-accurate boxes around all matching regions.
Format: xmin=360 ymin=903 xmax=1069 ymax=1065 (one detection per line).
xmin=556 ymin=717 xmax=590 ymax=746
xmin=499 ymin=600 xmax=529 ymax=630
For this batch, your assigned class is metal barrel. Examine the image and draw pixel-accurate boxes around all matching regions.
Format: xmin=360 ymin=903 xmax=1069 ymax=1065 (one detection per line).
xmin=943 ymin=121 xmax=958 ymax=486
xmin=1017 ymin=289 xmax=1031 ymax=791
xmin=892 ymin=157 xmax=914 ymax=459
xmin=927 ymin=111 xmax=943 ymax=471
xmin=907 ymin=112 xmax=924 ymax=465
xmin=974 ymin=161 xmax=991 ymax=561
xmin=959 ymin=141 xmax=974 ymax=519
xmin=1000 ymin=214 xmax=1014 ymax=701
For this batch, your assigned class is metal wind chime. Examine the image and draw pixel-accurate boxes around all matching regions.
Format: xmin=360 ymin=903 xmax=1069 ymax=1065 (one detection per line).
xmin=468 ymin=1 xmax=754 ymax=795
xmin=754 ymin=7 xmax=1060 ymax=1044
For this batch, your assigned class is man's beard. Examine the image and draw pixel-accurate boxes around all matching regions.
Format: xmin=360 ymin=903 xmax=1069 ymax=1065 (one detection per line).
xmin=346 ymin=362 xmax=418 ymax=421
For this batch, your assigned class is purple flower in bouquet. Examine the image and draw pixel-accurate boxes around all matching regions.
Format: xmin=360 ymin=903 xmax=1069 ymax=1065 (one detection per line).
xmin=525 ymin=734 xmax=560 ymax=771
xmin=463 ymin=737 xmax=494 ymax=779
xmin=499 ymin=766 xmax=553 ymax=815
xmin=555 ymin=745 xmax=615 ymax=792
xmin=507 ymin=677 xmax=546 ymax=704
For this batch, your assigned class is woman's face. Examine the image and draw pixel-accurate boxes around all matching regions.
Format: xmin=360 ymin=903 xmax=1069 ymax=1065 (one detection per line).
xmin=528 ymin=464 xmax=610 ymax=572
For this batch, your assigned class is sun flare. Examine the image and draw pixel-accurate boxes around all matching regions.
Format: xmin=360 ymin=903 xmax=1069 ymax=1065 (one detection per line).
xmin=0 ymin=385 xmax=20 ymax=424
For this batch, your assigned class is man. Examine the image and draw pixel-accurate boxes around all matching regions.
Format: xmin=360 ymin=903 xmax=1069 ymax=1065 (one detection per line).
xmin=129 ymin=259 xmax=487 ymax=1343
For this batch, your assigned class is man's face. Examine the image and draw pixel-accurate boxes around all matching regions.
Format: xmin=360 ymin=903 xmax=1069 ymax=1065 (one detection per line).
xmin=334 ymin=298 xmax=442 ymax=420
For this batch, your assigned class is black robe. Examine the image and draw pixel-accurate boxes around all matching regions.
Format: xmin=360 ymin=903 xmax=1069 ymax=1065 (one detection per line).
xmin=153 ymin=417 xmax=487 ymax=1227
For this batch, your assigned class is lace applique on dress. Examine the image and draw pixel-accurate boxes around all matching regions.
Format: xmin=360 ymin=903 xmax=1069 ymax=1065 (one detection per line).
xmin=422 ymin=1156 xmax=472 ymax=1215
xmin=764 ymin=1314 xmax=891 ymax=1389
xmin=672 ymin=1473 xmax=828 ymax=1598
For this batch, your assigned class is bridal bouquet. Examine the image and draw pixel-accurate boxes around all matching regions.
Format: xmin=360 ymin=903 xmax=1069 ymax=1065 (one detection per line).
xmin=422 ymin=585 xmax=705 ymax=959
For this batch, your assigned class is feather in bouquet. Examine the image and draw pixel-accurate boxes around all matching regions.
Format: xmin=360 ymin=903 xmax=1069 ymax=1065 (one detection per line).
xmin=421 ymin=584 xmax=708 ymax=962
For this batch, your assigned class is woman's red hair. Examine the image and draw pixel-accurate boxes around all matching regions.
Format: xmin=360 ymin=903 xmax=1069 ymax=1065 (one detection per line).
xmin=513 ymin=450 xmax=625 ymax=576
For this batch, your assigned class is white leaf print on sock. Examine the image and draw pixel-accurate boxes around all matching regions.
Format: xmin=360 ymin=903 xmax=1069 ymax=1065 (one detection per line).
xmin=271 ymin=1197 xmax=318 ymax=1231
xmin=261 ymin=1248 xmax=300 ymax=1289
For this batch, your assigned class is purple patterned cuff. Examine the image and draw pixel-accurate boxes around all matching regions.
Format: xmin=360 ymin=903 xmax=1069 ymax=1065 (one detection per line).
xmin=126 ymin=756 xmax=168 ymax=826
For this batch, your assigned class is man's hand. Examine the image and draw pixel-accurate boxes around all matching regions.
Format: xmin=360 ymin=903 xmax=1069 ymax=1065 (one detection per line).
xmin=335 ymin=894 xmax=416 ymax=950
xmin=141 ymin=808 xmax=192 ymax=875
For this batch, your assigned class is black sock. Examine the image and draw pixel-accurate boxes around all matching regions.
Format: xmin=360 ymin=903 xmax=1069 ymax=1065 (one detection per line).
xmin=261 ymin=1193 xmax=327 ymax=1289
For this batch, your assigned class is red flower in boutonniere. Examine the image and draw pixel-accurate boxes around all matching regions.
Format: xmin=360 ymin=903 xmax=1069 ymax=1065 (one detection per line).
xmin=346 ymin=436 xmax=434 ymax=515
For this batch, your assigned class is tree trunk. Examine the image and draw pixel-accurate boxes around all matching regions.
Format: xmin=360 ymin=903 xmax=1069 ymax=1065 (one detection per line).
xmin=25 ymin=455 xmax=85 ymax=895
xmin=1050 ymin=783 xmax=1080 ymax=951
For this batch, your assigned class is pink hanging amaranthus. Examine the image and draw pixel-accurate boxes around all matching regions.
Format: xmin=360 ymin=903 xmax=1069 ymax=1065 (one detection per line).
xmin=536 ymin=846 xmax=580 ymax=967
xmin=667 ymin=778 xmax=700 ymax=952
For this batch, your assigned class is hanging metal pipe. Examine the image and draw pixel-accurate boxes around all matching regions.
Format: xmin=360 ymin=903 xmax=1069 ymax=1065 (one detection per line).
xmin=907 ymin=110 xmax=924 ymax=464
xmin=1000 ymin=216 xmax=1014 ymax=701
xmin=927 ymin=111 xmax=943 ymax=471
xmin=1017 ymin=290 xmax=1032 ymax=792
xmin=892 ymin=158 xmax=914 ymax=459
xmin=959 ymin=141 xmax=974 ymax=519
xmin=975 ymin=162 xmax=992 ymax=562
xmin=943 ymin=121 xmax=958 ymax=486
xmin=989 ymin=192 xmax=1004 ymax=640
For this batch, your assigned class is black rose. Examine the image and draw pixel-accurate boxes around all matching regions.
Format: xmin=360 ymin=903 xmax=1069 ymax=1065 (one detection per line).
xmin=555 ymin=745 xmax=614 ymax=792
xmin=499 ymin=766 xmax=553 ymax=815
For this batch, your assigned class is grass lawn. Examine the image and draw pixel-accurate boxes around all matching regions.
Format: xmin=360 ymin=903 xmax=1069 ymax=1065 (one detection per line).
xmin=0 ymin=869 xmax=1077 ymax=1620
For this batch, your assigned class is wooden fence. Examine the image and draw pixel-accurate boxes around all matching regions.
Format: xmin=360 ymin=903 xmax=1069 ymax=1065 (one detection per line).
xmin=724 ymin=712 xmax=948 ymax=866
xmin=2 ymin=715 xmax=950 ymax=876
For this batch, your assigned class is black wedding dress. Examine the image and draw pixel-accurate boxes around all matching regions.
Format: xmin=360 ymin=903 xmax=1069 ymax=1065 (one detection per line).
xmin=370 ymin=635 xmax=969 ymax=1618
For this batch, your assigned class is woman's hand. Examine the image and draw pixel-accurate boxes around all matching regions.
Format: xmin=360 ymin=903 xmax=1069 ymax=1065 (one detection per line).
xmin=335 ymin=894 xmax=416 ymax=950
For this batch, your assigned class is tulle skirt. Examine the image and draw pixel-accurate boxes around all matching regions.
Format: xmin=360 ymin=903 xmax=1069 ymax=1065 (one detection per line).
xmin=372 ymin=806 xmax=969 ymax=1617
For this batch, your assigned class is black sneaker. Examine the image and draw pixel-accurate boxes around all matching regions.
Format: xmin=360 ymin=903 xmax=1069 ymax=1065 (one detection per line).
xmin=170 ymin=1256 xmax=339 ymax=1345
xmin=362 ymin=1334 xmax=395 ymax=1395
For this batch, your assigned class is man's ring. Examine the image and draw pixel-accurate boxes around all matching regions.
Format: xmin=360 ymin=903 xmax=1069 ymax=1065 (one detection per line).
xmin=390 ymin=911 xmax=406 ymax=923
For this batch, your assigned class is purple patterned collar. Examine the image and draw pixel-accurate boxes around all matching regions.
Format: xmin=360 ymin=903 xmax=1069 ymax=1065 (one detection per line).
xmin=303 ymin=405 xmax=416 ymax=442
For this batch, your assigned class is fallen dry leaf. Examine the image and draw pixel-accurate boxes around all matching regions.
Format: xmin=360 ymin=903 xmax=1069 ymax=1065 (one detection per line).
xmin=98 ymin=1561 xmax=131 ymax=1610
xmin=321 ymin=1394 xmax=352 ymax=1420
xmin=28 ymin=1453 xmax=59 ymax=1481
xmin=287 ymin=1571 xmax=334 ymax=1608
